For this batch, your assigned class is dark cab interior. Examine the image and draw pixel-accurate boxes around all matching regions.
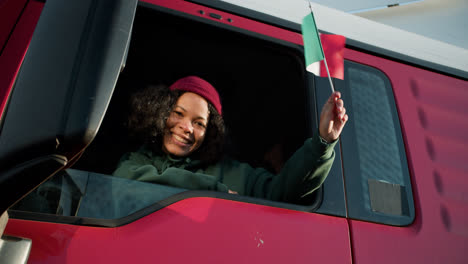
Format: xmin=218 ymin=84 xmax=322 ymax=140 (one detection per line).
xmin=74 ymin=6 xmax=313 ymax=175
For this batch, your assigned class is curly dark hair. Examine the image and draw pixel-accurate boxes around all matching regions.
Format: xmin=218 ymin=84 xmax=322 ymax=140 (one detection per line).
xmin=127 ymin=84 xmax=225 ymax=164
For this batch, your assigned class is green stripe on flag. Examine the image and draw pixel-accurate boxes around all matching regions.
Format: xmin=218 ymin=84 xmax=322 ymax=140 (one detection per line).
xmin=302 ymin=13 xmax=324 ymax=67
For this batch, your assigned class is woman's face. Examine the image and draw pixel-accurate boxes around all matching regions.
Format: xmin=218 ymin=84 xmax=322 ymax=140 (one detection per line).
xmin=162 ymin=92 xmax=209 ymax=157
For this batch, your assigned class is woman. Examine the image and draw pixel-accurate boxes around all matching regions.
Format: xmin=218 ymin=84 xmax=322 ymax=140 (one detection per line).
xmin=113 ymin=76 xmax=348 ymax=204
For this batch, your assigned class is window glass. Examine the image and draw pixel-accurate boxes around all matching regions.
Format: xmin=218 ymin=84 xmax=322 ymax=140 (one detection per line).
xmin=12 ymin=169 xmax=186 ymax=219
xmin=349 ymin=67 xmax=405 ymax=209
xmin=339 ymin=61 xmax=415 ymax=226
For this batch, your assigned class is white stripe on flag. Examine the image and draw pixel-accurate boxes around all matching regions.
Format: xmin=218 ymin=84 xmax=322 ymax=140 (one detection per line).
xmin=306 ymin=61 xmax=321 ymax=76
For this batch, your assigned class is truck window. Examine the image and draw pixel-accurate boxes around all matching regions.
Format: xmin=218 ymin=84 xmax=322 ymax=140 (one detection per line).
xmin=339 ymin=61 xmax=415 ymax=226
xmin=12 ymin=168 xmax=187 ymax=219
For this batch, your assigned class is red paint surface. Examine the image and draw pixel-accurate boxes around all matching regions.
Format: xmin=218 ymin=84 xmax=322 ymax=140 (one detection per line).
xmin=6 ymin=198 xmax=352 ymax=264
xmin=0 ymin=0 xmax=43 ymax=119
xmin=344 ymin=48 xmax=468 ymax=263
xmin=0 ymin=0 xmax=28 ymax=50
xmin=141 ymin=0 xmax=304 ymax=45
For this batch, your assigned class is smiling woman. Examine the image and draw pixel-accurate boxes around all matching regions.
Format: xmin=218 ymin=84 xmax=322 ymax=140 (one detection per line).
xmin=162 ymin=76 xmax=222 ymax=159
xmin=162 ymin=92 xmax=209 ymax=158
xmin=121 ymin=77 xmax=225 ymax=165
xmin=112 ymin=75 xmax=347 ymax=203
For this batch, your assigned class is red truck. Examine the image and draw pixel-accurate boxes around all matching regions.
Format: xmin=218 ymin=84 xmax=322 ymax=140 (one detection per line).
xmin=1 ymin=0 xmax=467 ymax=263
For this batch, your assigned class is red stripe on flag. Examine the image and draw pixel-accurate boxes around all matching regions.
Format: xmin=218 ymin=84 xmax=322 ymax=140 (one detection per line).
xmin=320 ymin=34 xmax=346 ymax=80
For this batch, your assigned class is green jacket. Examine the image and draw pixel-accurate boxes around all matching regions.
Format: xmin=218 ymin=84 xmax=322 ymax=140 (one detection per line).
xmin=113 ymin=134 xmax=337 ymax=203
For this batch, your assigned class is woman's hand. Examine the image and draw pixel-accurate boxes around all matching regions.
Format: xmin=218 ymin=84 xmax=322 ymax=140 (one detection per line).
xmin=319 ymin=91 xmax=348 ymax=143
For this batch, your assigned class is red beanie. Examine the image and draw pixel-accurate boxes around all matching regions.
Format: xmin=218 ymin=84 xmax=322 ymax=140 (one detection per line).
xmin=169 ymin=76 xmax=222 ymax=115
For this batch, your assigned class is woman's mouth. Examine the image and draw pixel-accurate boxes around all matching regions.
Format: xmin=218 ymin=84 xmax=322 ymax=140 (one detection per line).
xmin=172 ymin=134 xmax=192 ymax=145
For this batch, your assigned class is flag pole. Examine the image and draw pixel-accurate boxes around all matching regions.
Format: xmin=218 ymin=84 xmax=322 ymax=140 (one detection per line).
xmin=308 ymin=1 xmax=335 ymax=94
xmin=322 ymin=53 xmax=335 ymax=93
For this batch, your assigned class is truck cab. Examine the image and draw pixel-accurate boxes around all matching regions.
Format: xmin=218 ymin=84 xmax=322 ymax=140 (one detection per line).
xmin=1 ymin=0 xmax=467 ymax=263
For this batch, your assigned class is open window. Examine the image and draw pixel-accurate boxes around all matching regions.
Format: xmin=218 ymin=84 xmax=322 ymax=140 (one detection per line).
xmin=71 ymin=5 xmax=311 ymax=175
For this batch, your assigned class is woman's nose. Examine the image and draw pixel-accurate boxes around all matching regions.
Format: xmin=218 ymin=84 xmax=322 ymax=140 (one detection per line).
xmin=179 ymin=118 xmax=193 ymax=133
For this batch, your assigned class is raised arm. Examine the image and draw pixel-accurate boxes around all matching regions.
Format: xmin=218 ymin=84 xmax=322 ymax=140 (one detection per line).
xmin=225 ymin=92 xmax=348 ymax=203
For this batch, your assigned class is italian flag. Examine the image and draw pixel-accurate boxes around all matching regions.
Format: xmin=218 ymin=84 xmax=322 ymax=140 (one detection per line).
xmin=302 ymin=13 xmax=346 ymax=80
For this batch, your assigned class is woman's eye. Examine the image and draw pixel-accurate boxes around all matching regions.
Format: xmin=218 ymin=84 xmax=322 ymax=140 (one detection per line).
xmin=173 ymin=111 xmax=183 ymax=117
xmin=195 ymin=121 xmax=206 ymax=129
